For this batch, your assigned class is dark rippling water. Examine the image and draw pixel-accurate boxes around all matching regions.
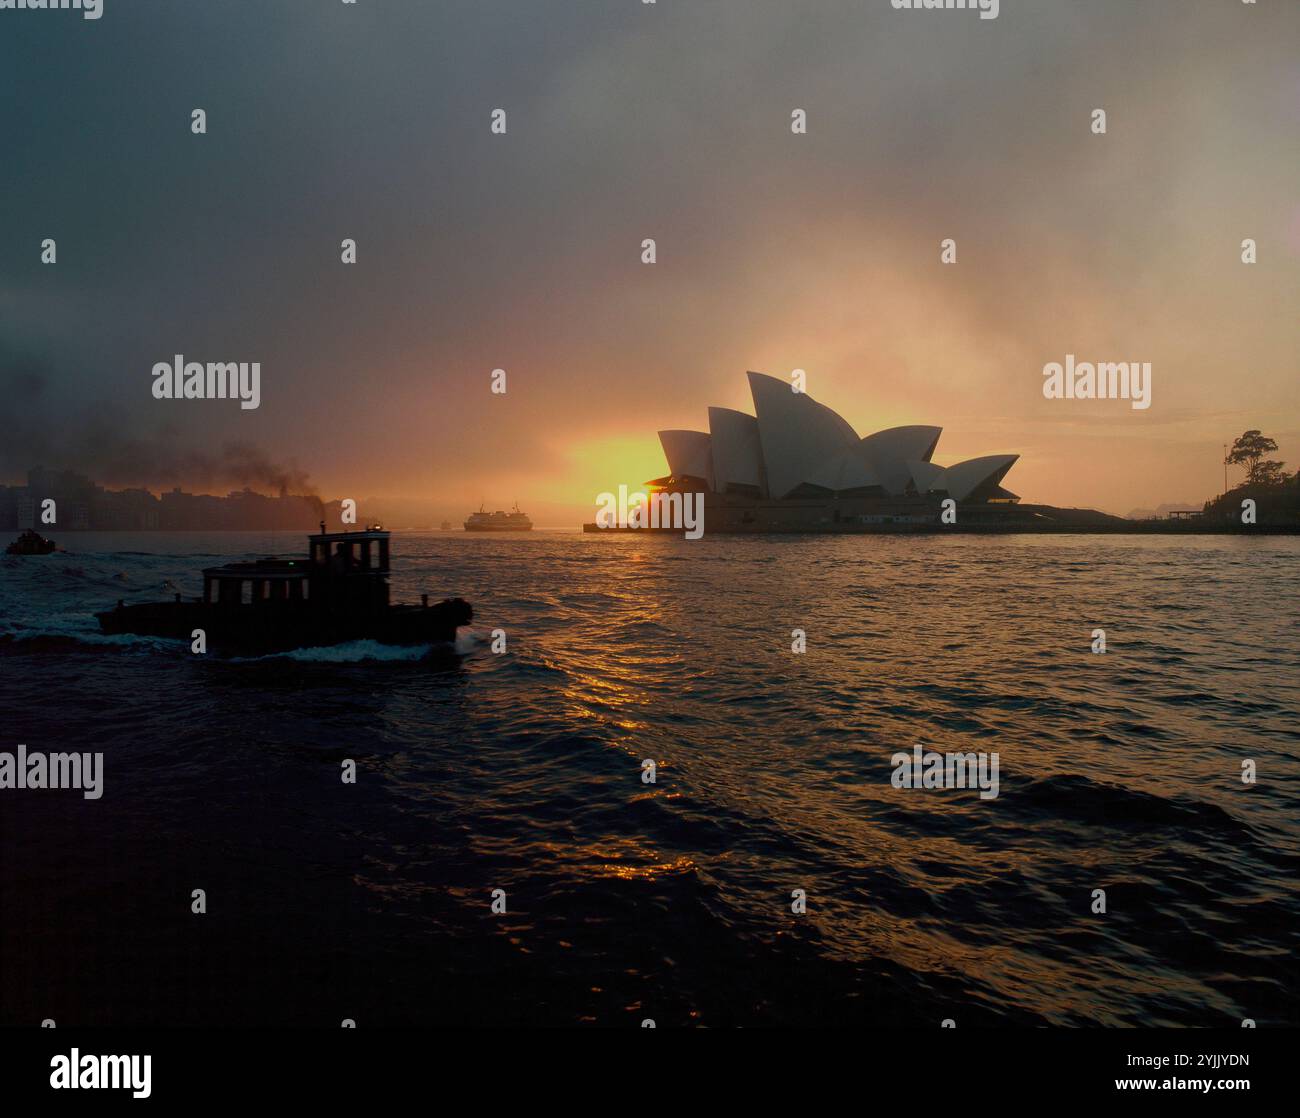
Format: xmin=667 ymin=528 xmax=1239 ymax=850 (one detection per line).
xmin=2 ymin=531 xmax=1298 ymax=1027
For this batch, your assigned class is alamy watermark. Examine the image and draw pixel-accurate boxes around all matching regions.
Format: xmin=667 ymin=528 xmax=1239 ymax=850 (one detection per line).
xmin=890 ymin=0 xmax=999 ymax=20
xmin=50 ymin=1050 xmax=150 ymax=1098
xmin=891 ymin=744 xmax=999 ymax=800
xmin=152 ymin=355 xmax=261 ymax=410
xmin=1042 ymin=354 xmax=1151 ymax=410
xmin=0 ymin=745 xmax=103 ymax=800
xmin=0 ymin=0 xmax=102 ymax=19
xmin=594 ymin=485 xmax=704 ymax=539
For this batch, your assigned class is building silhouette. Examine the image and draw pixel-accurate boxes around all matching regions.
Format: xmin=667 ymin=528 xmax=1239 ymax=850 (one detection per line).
xmin=0 ymin=468 xmax=341 ymax=531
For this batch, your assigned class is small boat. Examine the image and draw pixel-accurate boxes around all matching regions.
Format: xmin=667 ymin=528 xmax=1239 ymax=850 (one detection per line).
xmin=96 ymin=525 xmax=471 ymax=656
xmin=6 ymin=530 xmax=58 ymax=555
xmin=440 ymin=521 xmax=452 ymax=531
xmin=464 ymin=502 xmax=533 ymax=531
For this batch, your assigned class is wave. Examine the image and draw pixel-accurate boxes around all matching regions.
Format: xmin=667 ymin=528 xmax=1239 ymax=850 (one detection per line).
xmin=0 ymin=630 xmax=181 ymax=654
xmin=1010 ymin=772 xmax=1251 ymax=834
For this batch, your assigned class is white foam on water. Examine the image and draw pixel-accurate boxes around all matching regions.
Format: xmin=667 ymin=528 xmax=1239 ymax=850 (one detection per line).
xmin=236 ymin=640 xmax=438 ymax=664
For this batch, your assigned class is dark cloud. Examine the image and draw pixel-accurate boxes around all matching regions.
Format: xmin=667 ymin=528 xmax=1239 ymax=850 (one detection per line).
xmin=1 ymin=0 xmax=1295 ymax=514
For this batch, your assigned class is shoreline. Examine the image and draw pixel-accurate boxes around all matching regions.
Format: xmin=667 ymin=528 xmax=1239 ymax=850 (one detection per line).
xmin=581 ymin=522 xmax=1300 ymax=536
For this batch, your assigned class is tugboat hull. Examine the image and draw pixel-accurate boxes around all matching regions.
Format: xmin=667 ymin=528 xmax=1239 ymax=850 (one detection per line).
xmin=96 ymin=598 xmax=472 ymax=656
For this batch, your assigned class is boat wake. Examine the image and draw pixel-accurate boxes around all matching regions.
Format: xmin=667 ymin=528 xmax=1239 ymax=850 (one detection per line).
xmin=232 ymin=638 xmax=446 ymax=664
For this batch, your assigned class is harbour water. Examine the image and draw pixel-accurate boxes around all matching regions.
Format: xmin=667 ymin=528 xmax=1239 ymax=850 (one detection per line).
xmin=2 ymin=531 xmax=1297 ymax=1026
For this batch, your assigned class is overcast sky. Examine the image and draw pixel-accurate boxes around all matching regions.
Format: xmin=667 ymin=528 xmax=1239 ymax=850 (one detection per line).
xmin=2 ymin=0 xmax=1296 ymax=519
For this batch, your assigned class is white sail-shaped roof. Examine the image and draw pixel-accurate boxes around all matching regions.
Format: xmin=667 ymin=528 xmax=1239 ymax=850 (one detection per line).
xmin=657 ymin=430 xmax=714 ymax=486
xmin=907 ymin=459 xmax=946 ymax=494
xmin=747 ymin=371 xmax=860 ymax=499
xmin=805 ymin=445 xmax=882 ymax=494
xmin=654 ymin=373 xmax=1021 ymax=504
xmin=860 ymin=426 xmax=942 ymax=495
xmin=707 ymin=406 xmax=766 ymax=495
xmin=933 ymin=455 xmax=1019 ymax=501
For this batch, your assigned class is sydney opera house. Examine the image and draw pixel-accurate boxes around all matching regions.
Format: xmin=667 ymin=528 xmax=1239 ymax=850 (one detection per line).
xmin=646 ymin=371 xmax=1027 ymax=532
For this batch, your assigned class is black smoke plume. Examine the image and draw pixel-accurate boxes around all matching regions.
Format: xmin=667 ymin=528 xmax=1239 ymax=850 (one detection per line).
xmin=1 ymin=343 xmax=316 ymax=498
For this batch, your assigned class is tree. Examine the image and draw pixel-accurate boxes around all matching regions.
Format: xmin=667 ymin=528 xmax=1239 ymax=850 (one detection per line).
xmin=1252 ymin=460 xmax=1289 ymax=488
xmin=1226 ymin=430 xmax=1284 ymax=486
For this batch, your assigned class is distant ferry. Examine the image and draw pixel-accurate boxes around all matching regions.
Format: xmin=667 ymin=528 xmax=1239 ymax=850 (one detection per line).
xmin=464 ymin=503 xmax=533 ymax=531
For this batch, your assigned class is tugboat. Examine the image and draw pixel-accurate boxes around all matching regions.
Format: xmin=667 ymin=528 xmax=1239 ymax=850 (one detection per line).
xmin=6 ymin=529 xmax=58 ymax=555
xmin=463 ymin=502 xmax=533 ymax=531
xmin=96 ymin=524 xmax=471 ymax=656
